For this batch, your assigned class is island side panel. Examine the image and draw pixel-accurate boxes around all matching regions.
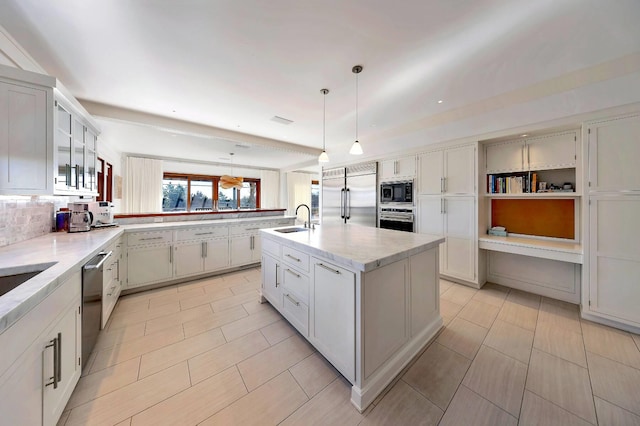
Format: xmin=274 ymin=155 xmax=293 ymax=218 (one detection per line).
xmin=410 ymin=248 xmax=439 ymax=335
xmin=362 ymin=258 xmax=410 ymax=379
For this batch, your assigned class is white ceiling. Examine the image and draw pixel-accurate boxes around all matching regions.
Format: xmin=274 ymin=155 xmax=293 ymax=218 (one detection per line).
xmin=1 ymin=0 xmax=639 ymax=169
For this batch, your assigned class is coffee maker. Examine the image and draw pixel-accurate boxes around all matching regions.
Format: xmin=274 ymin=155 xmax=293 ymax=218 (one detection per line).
xmin=68 ymin=202 xmax=92 ymax=233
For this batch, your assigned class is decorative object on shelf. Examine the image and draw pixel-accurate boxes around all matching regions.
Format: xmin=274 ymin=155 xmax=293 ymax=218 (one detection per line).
xmin=488 ymin=226 xmax=508 ymax=237
xmin=349 ymin=65 xmax=364 ymax=155
xmin=220 ymin=153 xmax=244 ymax=189
xmin=318 ymin=88 xmax=330 ymax=163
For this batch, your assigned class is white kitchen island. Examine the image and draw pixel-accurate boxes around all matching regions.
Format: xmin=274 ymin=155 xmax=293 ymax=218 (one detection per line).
xmin=260 ymin=224 xmax=444 ymax=412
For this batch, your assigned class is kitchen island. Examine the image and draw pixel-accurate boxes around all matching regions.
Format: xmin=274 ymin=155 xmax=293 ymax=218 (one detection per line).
xmin=260 ymin=224 xmax=444 ymax=412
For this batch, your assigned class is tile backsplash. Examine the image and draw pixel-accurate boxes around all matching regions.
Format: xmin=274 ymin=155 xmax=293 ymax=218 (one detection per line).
xmin=0 ymin=196 xmax=74 ymax=247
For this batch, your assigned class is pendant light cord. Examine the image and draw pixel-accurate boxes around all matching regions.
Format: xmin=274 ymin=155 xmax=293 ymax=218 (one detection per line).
xmin=355 ymin=71 xmax=359 ymax=141
xmin=323 ymin=91 xmax=326 ymax=151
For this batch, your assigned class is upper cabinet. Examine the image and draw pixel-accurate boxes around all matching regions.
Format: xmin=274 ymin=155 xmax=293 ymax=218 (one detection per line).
xmin=0 ymin=65 xmax=99 ymax=196
xmin=54 ymin=96 xmax=99 ymax=195
xmin=485 ymin=131 xmax=577 ymax=174
xmin=0 ymin=68 xmax=54 ymax=195
xmin=379 ymin=156 xmax=416 ymax=181
xmin=418 ymin=144 xmax=475 ymax=195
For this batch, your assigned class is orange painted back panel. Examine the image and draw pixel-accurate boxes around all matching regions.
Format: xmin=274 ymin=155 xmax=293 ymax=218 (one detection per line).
xmin=491 ymin=199 xmax=575 ymax=239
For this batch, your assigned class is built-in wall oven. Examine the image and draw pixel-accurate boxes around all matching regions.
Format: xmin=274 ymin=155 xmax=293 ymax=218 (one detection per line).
xmin=379 ymin=207 xmax=414 ymax=233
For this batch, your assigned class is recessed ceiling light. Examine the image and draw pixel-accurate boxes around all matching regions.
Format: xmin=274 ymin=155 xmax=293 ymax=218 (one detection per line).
xmin=271 ymin=116 xmax=294 ymax=125
xmin=521 ymin=134 xmax=528 ymax=137
xmin=437 ymin=100 xmax=443 ymax=104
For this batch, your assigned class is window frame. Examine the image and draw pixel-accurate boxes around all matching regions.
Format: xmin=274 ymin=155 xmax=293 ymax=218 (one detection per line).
xmin=162 ymin=173 xmax=261 ymax=211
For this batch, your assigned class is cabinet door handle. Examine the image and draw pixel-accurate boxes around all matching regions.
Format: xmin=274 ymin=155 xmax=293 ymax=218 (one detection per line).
xmin=285 ymin=254 xmax=301 ymax=262
xmin=285 ymin=293 xmax=300 ymax=306
xmin=285 ymin=268 xmax=301 ymax=278
xmin=75 ymin=165 xmax=80 ymax=189
xmin=195 ymin=232 xmax=214 ymax=236
xmin=275 ymin=264 xmax=280 ymax=287
xmin=115 ymin=259 xmax=120 ymax=281
xmin=440 ymin=177 xmax=444 ymax=193
xmin=45 ymin=336 xmax=58 ymax=389
xmin=57 ymin=332 xmax=62 ymax=383
xmin=317 ymin=263 xmax=340 ymax=274
xmin=440 ymin=198 xmax=444 ymax=214
xmin=443 ymin=199 xmax=447 ymax=214
xmin=169 ymin=246 xmax=173 ymax=263
xmin=140 ymin=237 xmax=163 ymax=241
xmin=107 ymin=286 xmax=117 ymax=296
xmin=394 ymin=160 xmax=398 ymax=175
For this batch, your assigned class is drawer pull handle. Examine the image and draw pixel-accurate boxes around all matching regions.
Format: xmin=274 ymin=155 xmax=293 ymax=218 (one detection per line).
xmin=285 ymin=269 xmax=301 ymax=278
xmin=285 ymin=293 xmax=300 ymax=306
xmin=285 ymin=254 xmax=301 ymax=262
xmin=245 ymin=227 xmax=260 ymax=231
xmin=195 ymin=232 xmax=214 ymax=235
xmin=107 ymin=286 xmax=117 ymax=296
xmin=140 ymin=237 xmax=163 ymax=241
xmin=318 ymin=263 xmax=340 ymax=274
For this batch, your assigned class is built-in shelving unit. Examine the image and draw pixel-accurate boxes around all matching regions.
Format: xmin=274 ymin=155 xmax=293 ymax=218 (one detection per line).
xmin=480 ymin=129 xmax=582 ymax=303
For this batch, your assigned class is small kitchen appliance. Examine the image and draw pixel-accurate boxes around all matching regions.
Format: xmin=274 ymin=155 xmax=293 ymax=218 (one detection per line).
xmin=68 ymin=202 xmax=91 ymax=233
xmin=88 ymin=201 xmax=115 ymax=227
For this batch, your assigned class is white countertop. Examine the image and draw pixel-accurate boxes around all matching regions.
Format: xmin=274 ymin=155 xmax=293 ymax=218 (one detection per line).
xmin=262 ymin=224 xmax=445 ymax=272
xmin=0 ymin=215 xmax=295 ymax=334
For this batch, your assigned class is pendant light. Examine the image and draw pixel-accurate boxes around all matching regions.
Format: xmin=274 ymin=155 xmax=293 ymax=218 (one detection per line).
xmin=220 ymin=153 xmax=243 ymax=189
xmin=350 ymin=65 xmax=364 ymax=155
xmin=318 ymin=88 xmax=330 ymax=163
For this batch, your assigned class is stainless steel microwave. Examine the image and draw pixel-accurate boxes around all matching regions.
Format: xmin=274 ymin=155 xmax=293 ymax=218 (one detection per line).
xmin=380 ymin=180 xmax=413 ymax=204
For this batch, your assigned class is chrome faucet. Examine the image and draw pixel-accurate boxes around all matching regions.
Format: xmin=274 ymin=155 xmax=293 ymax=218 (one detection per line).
xmin=295 ymin=204 xmax=314 ymax=229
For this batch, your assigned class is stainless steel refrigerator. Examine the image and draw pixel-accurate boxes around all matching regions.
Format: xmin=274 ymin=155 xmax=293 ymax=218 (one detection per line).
xmin=321 ymin=162 xmax=377 ymax=227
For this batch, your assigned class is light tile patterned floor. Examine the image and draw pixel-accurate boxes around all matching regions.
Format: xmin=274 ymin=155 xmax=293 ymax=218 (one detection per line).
xmin=58 ymin=268 xmax=640 ymax=426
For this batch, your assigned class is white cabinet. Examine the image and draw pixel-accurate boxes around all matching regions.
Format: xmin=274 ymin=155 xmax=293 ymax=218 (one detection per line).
xmin=0 ymin=270 xmax=81 ymax=426
xmin=485 ymin=131 xmax=576 ymax=174
xmin=280 ymin=246 xmax=311 ymax=336
xmin=174 ymin=241 xmax=205 ymax=278
xmin=230 ymin=222 xmax=274 ymax=267
xmin=127 ymin=244 xmax=174 ymax=288
xmin=418 ymin=145 xmax=475 ymax=195
xmin=126 ymin=230 xmax=174 ymax=288
xmin=380 ymin=156 xmax=416 ymax=181
xmin=418 ymin=195 xmax=476 ymax=282
xmin=102 ymin=239 xmax=123 ymax=328
xmin=43 ymin=298 xmax=81 ymax=426
xmin=0 ymin=73 xmax=54 ymax=195
xmin=261 ymin=253 xmax=282 ymax=310
xmin=585 ymin=114 xmax=640 ymax=330
xmin=485 ymin=140 xmax=525 ymax=174
xmin=311 ymin=258 xmax=355 ymax=382
xmin=173 ymin=226 xmax=229 ymax=278
xmin=54 ymin=97 xmax=99 ymax=195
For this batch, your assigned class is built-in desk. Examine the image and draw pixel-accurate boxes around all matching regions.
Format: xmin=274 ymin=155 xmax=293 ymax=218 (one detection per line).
xmin=479 ymin=235 xmax=582 ymax=303
xmin=479 ymin=234 xmax=582 ymax=264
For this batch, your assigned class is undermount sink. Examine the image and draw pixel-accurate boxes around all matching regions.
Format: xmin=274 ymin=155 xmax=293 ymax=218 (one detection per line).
xmin=0 ymin=262 xmax=56 ymax=297
xmin=274 ymin=227 xmax=310 ymax=234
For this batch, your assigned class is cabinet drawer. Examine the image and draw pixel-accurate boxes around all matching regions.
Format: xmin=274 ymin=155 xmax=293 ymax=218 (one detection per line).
xmin=282 ymin=246 xmax=309 ymax=272
xmin=176 ymin=226 xmax=228 ymax=241
xmin=229 ymin=223 xmax=263 ymax=236
xmin=127 ymin=230 xmax=173 ymax=246
xmin=262 ymin=238 xmax=281 ymax=257
xmin=282 ymin=267 xmax=309 ymax=304
xmin=282 ymin=292 xmax=309 ymax=336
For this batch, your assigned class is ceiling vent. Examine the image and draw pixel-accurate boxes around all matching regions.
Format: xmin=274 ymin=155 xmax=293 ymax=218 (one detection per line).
xmin=271 ymin=116 xmax=294 ymax=125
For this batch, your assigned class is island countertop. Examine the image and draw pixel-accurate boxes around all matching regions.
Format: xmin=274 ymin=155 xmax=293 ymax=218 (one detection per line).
xmin=261 ymin=224 xmax=444 ymax=272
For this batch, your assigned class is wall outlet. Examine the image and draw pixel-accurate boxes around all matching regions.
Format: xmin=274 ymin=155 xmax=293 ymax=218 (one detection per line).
xmin=153 ymin=217 xmax=163 ymax=223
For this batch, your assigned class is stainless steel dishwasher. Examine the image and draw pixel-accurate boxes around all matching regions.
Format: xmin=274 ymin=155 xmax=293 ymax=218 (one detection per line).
xmin=82 ymin=250 xmax=112 ymax=369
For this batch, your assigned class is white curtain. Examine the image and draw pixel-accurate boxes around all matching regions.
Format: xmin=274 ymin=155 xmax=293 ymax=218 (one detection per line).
xmin=286 ymin=172 xmax=312 ymax=224
xmin=260 ymin=170 xmax=280 ymax=209
xmin=124 ymin=156 xmax=163 ymax=213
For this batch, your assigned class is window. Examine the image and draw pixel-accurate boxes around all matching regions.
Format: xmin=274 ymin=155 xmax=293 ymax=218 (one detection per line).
xmin=162 ymin=173 xmax=260 ymax=212
xmin=311 ymin=180 xmax=319 ymax=220
xmin=162 ymin=176 xmax=188 ymax=211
